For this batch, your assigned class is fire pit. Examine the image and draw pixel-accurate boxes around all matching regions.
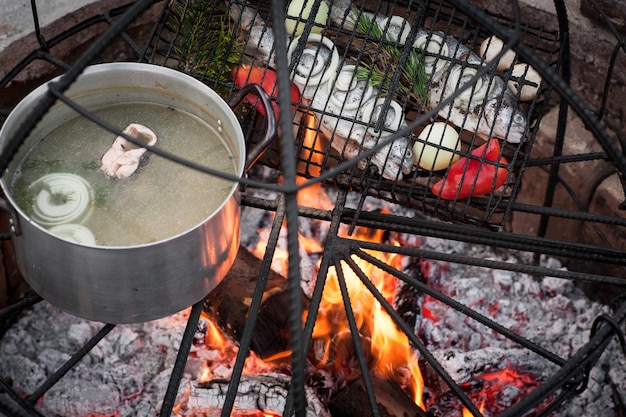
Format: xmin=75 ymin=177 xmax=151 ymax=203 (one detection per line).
xmin=1 ymin=0 xmax=625 ymax=416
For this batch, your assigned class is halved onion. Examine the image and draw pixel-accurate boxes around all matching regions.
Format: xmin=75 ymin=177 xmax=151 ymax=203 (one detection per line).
xmin=360 ymin=97 xmax=404 ymax=137
xmin=414 ymin=32 xmax=449 ymax=75
xmin=287 ymin=34 xmax=339 ymax=90
xmin=28 ymin=173 xmax=94 ymax=227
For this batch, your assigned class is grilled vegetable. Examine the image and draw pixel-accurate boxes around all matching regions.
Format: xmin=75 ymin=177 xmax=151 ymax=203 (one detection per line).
xmin=286 ymin=0 xmax=329 ymax=36
xmin=430 ymin=139 xmax=508 ymax=199
xmin=413 ymin=122 xmax=460 ymax=171
xmin=328 ymin=4 xmax=529 ymax=143
xmin=230 ymin=64 xmax=301 ymax=120
xmin=508 ymin=63 xmax=542 ymax=101
xmin=479 ymin=36 xmax=517 ymax=71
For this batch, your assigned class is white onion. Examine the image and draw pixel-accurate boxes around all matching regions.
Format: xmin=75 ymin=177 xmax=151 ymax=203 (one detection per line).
xmin=28 ymin=173 xmax=94 ymax=227
xmin=285 ymin=0 xmax=329 ymax=37
xmin=413 ymin=122 xmax=460 ymax=171
xmin=359 ymin=97 xmax=404 ymax=137
xmin=287 ymin=34 xmax=339 ymax=90
xmin=414 ymin=32 xmax=449 ymax=75
xmin=328 ymin=65 xmax=374 ymax=111
xmin=48 ymin=224 xmax=97 ymax=245
xmin=445 ymin=65 xmax=494 ymax=102
xmin=380 ymin=16 xmax=410 ymax=44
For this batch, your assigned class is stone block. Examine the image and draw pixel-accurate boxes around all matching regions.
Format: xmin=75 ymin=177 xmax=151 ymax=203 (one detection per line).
xmin=574 ymin=173 xmax=626 ymax=301
xmin=510 ymin=105 xmax=615 ymax=244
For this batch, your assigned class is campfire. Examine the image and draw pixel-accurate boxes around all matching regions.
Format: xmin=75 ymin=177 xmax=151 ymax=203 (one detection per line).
xmin=2 ymin=112 xmax=624 ymax=417
xmin=1 ymin=0 xmax=626 ymax=414
xmin=1 ymin=177 xmax=624 ymax=416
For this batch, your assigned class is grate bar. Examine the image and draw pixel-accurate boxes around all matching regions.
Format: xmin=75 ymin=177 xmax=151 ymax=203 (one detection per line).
xmin=221 ymin=194 xmax=288 ymax=416
xmin=499 ymin=299 xmax=626 ymax=417
xmin=353 ymin=245 xmax=567 ymax=366
xmin=340 ymin=249 xmax=483 ymax=416
xmin=158 ymin=299 xmax=203 ymax=416
xmin=26 ymin=323 xmax=116 ymax=405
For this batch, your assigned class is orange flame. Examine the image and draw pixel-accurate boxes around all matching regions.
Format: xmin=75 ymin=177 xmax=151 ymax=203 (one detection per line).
xmin=195 ymin=312 xmax=279 ymax=381
xmin=250 ymin=113 xmax=424 ymax=410
xmin=310 ymin=223 xmax=424 ymax=409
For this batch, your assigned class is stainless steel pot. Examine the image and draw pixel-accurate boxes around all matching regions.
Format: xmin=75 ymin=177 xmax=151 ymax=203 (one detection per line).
xmin=0 ymin=63 xmax=275 ymax=324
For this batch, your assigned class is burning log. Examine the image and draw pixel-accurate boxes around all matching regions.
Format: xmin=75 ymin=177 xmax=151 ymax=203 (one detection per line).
xmin=328 ymin=374 xmax=430 ymax=417
xmin=203 ymin=249 xmax=428 ymax=416
xmin=175 ymin=373 xmax=330 ymax=417
xmin=203 ymin=247 xmax=309 ymax=359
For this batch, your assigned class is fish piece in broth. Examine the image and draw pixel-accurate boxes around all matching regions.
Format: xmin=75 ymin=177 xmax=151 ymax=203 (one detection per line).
xmin=101 ymin=123 xmax=158 ymax=179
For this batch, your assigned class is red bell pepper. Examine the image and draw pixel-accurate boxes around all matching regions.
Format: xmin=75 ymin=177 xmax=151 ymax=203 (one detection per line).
xmin=230 ymin=64 xmax=301 ymax=120
xmin=431 ymin=139 xmax=509 ymax=200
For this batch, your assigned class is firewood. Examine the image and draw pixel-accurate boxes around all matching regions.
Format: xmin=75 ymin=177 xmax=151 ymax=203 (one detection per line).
xmin=179 ymin=373 xmax=331 ymax=416
xmin=203 ymin=247 xmax=309 ymax=359
xmin=328 ymin=374 xmax=431 ymax=417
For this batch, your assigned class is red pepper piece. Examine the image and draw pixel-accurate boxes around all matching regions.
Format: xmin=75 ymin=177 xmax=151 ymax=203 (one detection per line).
xmin=230 ymin=64 xmax=301 ymax=120
xmin=431 ymin=139 xmax=509 ymax=200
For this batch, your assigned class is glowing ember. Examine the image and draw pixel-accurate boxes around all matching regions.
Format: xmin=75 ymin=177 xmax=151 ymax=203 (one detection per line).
xmin=460 ymin=364 xmax=541 ymax=416
xmin=191 ymin=312 xmax=280 ymax=381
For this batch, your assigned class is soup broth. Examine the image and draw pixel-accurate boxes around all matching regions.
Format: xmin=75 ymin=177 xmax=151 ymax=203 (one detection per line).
xmin=11 ymin=103 xmax=237 ymax=246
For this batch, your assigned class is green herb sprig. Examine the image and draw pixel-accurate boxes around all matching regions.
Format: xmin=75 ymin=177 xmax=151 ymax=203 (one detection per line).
xmin=49 ymin=190 xmax=75 ymax=206
xmin=353 ymin=10 xmax=429 ymax=108
xmin=166 ymin=0 xmax=243 ymax=86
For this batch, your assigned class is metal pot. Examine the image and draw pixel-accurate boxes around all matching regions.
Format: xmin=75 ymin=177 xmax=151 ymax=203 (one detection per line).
xmin=0 ymin=63 xmax=275 ymax=324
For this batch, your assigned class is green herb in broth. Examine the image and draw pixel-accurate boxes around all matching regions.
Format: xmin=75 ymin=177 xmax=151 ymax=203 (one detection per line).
xmin=48 ymin=190 xmax=75 ymax=206
xmin=14 ymin=189 xmax=34 ymax=217
xmin=21 ymin=157 xmax=61 ymax=176
xmin=91 ymin=186 xmax=109 ymax=209
xmin=13 ymin=102 xmax=237 ymax=246
xmin=81 ymin=160 xmax=101 ymax=172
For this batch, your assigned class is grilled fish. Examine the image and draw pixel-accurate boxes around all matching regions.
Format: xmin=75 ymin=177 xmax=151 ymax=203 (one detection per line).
xmin=228 ymin=0 xmax=528 ymax=180
xmin=327 ymin=0 xmax=528 ymax=144
xmin=230 ymin=2 xmax=415 ymax=179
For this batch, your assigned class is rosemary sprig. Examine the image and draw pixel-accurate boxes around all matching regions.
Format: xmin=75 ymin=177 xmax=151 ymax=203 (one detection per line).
xmin=166 ymin=0 xmax=243 ymax=85
xmin=353 ymin=10 xmax=429 ymax=108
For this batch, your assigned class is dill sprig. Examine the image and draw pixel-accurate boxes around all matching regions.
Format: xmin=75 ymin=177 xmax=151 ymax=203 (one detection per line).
xmin=353 ymin=10 xmax=429 ymax=107
xmin=167 ymin=0 xmax=243 ymax=84
xmin=49 ymin=190 xmax=75 ymax=206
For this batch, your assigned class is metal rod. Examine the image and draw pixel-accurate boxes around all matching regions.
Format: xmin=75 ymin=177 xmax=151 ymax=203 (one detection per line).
xmin=26 ymin=323 xmax=116 ymax=404
xmin=535 ymin=0 xmax=571 ymax=258
xmin=0 ymin=294 xmax=42 ymax=322
xmin=268 ymin=0 xmax=307 ymax=413
xmin=354 ymin=246 xmax=567 ymax=366
xmin=0 ymin=377 xmax=46 ymax=417
xmin=29 ymin=0 xmax=48 ymax=51
xmin=159 ymin=300 xmax=204 ymax=417
xmin=333 ymin=254 xmax=382 ymax=417
xmin=221 ymin=197 xmax=288 ymax=417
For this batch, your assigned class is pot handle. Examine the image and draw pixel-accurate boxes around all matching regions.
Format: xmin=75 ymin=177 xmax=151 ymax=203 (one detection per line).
xmin=0 ymin=197 xmax=21 ymax=236
xmin=228 ymin=84 xmax=277 ymax=172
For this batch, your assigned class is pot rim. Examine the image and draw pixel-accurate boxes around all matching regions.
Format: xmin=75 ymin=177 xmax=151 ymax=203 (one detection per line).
xmin=0 ymin=62 xmax=245 ymax=249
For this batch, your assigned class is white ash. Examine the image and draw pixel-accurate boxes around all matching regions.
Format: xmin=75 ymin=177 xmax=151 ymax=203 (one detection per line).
xmin=0 ymin=303 xmax=189 ymax=416
xmin=175 ymin=373 xmax=330 ymax=417
xmin=416 ymin=232 xmax=626 ymax=416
